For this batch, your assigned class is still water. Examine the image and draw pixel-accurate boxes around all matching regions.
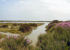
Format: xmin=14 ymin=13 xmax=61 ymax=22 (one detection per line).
xmin=0 ymin=22 xmax=50 ymax=46
xmin=27 ymin=22 xmax=49 ymax=46
xmin=0 ymin=22 xmax=49 ymax=23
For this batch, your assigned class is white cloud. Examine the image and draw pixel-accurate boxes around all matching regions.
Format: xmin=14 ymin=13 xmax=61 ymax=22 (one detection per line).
xmin=19 ymin=0 xmax=24 ymax=4
xmin=1 ymin=0 xmax=70 ymax=21
xmin=39 ymin=0 xmax=70 ymax=21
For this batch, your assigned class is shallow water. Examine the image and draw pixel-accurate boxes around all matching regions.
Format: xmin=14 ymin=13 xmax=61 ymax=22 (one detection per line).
xmin=0 ymin=22 xmax=49 ymax=23
xmin=27 ymin=22 xmax=49 ymax=46
xmin=0 ymin=32 xmax=20 ymax=37
xmin=0 ymin=22 xmax=50 ymax=46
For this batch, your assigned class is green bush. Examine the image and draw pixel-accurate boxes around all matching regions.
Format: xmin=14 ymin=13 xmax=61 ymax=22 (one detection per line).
xmin=0 ymin=36 xmax=31 ymax=50
xmin=0 ymin=34 xmax=6 ymax=39
xmin=37 ymin=25 xmax=70 ymax=50
xmin=19 ymin=24 xmax=32 ymax=33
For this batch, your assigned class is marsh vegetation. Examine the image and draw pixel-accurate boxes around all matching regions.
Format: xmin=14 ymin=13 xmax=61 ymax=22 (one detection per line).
xmin=37 ymin=20 xmax=70 ymax=50
xmin=0 ymin=20 xmax=70 ymax=50
xmin=0 ymin=23 xmax=43 ymax=35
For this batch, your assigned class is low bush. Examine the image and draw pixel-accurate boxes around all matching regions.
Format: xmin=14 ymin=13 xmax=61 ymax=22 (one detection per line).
xmin=0 ymin=36 xmax=31 ymax=50
xmin=37 ymin=21 xmax=70 ymax=50
xmin=19 ymin=24 xmax=32 ymax=33
xmin=0 ymin=34 xmax=6 ymax=39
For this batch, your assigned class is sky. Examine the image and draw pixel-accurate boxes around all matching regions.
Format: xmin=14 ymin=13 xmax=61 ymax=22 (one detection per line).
xmin=0 ymin=0 xmax=70 ymax=21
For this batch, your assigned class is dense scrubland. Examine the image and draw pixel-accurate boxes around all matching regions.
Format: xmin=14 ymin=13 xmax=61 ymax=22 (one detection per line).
xmin=0 ymin=23 xmax=43 ymax=50
xmin=0 ymin=20 xmax=70 ymax=50
xmin=37 ymin=20 xmax=70 ymax=50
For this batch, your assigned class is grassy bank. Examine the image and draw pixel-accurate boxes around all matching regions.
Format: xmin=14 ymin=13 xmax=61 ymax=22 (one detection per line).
xmin=1 ymin=20 xmax=70 ymax=50
xmin=37 ymin=20 xmax=70 ymax=50
xmin=0 ymin=23 xmax=43 ymax=50
xmin=0 ymin=23 xmax=43 ymax=36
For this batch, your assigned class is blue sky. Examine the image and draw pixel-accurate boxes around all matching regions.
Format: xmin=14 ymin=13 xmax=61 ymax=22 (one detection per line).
xmin=0 ymin=0 xmax=70 ymax=21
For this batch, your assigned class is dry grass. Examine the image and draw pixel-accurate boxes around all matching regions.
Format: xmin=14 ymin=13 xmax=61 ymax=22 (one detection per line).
xmin=0 ymin=48 xmax=3 ymax=50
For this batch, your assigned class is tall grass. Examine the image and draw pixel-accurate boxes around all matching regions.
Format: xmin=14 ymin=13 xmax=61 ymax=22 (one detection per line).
xmin=0 ymin=36 xmax=32 ymax=50
xmin=37 ymin=21 xmax=70 ymax=50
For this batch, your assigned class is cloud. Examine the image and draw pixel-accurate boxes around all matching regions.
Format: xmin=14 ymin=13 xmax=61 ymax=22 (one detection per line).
xmin=19 ymin=0 xmax=24 ymax=3
xmin=39 ymin=0 xmax=70 ymax=21
xmin=0 ymin=0 xmax=70 ymax=21
xmin=41 ymin=0 xmax=70 ymax=17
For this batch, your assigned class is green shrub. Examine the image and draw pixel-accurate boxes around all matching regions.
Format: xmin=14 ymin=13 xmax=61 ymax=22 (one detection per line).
xmin=0 ymin=34 xmax=6 ymax=39
xmin=19 ymin=24 xmax=32 ymax=33
xmin=37 ymin=25 xmax=70 ymax=50
xmin=0 ymin=36 xmax=31 ymax=50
